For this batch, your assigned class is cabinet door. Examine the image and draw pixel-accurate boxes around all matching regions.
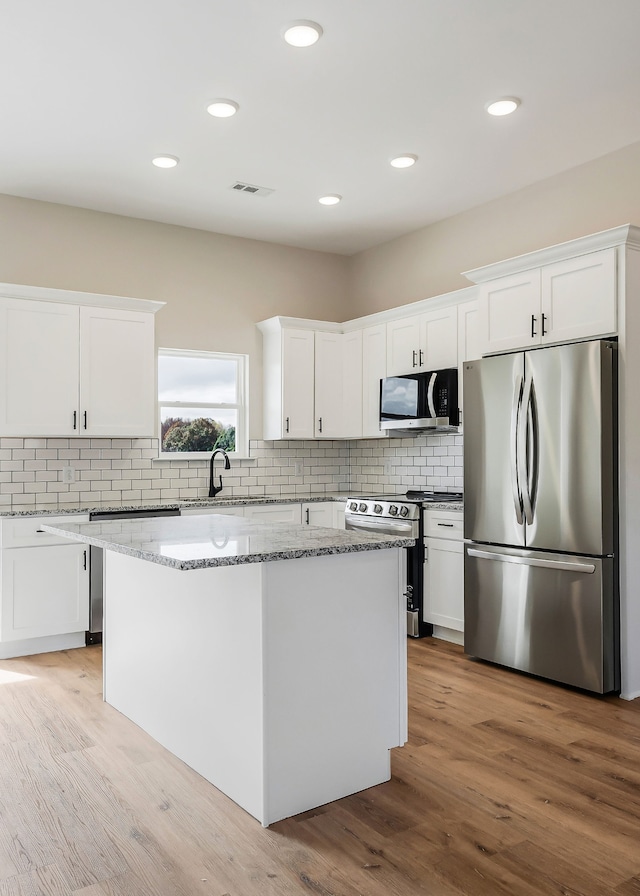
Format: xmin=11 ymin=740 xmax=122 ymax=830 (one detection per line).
xmin=542 ymin=248 xmax=616 ymax=344
xmin=301 ymin=502 xmax=336 ymax=527
xmin=478 ymin=269 xmax=541 ymax=354
xmin=362 ymin=324 xmax=388 ymax=439
xmin=423 ymin=538 xmax=464 ymax=631
xmin=341 ymin=330 xmax=363 ymax=439
xmin=0 ymin=299 xmax=79 ymax=436
xmin=314 ymin=332 xmax=344 ymax=438
xmin=244 ymin=503 xmax=302 ymax=524
xmin=1 ymin=544 xmax=89 ymax=641
xmin=80 ymin=307 xmax=155 ymax=437
xmin=386 ymin=315 xmax=421 ymax=375
xmin=419 ymin=306 xmax=458 ymax=369
xmin=282 ymin=329 xmax=315 ymax=439
xmin=457 ymin=300 xmax=480 ymax=430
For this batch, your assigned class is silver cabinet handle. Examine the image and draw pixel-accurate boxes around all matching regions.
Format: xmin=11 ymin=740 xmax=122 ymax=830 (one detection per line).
xmin=412 ymin=350 xmax=418 ymax=368
xmin=467 ymin=547 xmax=596 ymax=574
xmin=542 ymin=313 xmax=548 ymax=336
xmin=318 ymin=417 xmax=323 ymax=433
xmin=419 ymin=349 xmax=424 ymax=366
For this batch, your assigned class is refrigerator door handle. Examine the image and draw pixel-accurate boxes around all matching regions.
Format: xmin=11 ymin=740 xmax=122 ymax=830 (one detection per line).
xmin=466 ymin=547 xmax=596 ymax=574
xmin=511 ymin=375 xmax=524 ymax=525
xmin=518 ymin=374 xmax=535 ymax=525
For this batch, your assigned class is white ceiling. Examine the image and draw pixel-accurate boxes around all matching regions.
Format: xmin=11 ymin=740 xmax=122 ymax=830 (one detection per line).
xmin=3 ymin=0 xmax=640 ymax=256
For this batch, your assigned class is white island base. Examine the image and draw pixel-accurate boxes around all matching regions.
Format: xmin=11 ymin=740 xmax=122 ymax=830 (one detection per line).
xmin=103 ymin=547 xmax=407 ymax=827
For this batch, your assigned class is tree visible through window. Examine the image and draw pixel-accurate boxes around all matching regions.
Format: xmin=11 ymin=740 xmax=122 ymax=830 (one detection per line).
xmin=158 ymin=349 xmax=248 ymax=456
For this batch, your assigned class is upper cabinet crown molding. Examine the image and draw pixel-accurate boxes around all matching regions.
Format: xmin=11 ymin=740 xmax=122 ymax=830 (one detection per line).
xmin=0 ymin=281 xmax=165 ymax=314
xmin=463 ymin=224 xmax=640 ymax=284
xmin=341 ymin=285 xmax=478 ymax=332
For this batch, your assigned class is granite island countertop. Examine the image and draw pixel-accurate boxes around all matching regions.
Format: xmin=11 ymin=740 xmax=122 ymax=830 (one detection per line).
xmin=41 ymin=513 xmax=415 ymax=570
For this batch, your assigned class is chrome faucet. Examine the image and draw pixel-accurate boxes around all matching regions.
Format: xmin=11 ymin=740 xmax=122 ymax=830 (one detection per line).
xmin=208 ymin=448 xmax=231 ymax=497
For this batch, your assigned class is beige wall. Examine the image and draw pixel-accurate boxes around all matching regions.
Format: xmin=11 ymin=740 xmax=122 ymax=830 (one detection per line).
xmin=347 ymin=139 xmax=640 ymax=316
xmin=0 ymin=194 xmax=350 ymax=437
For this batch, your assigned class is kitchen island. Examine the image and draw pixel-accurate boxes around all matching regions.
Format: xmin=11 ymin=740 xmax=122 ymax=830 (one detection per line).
xmin=42 ymin=513 xmax=413 ymax=826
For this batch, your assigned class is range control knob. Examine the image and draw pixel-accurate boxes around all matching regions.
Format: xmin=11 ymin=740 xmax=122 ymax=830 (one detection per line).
xmin=358 ymin=502 xmax=368 ymax=512
xmin=399 ymin=505 xmax=410 ymax=518
xmin=349 ymin=501 xmax=358 ymax=511
xmin=389 ymin=504 xmax=398 ymax=516
xmin=373 ymin=503 xmax=383 ymax=514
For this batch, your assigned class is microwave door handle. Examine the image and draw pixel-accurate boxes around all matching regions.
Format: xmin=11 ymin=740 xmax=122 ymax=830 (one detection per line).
xmin=427 ymin=372 xmax=437 ymax=419
xmin=511 ymin=375 xmax=524 ymax=525
xmin=518 ymin=374 xmax=534 ymax=525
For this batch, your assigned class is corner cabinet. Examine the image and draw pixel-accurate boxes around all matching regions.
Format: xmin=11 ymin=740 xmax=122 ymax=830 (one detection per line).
xmin=474 ymin=247 xmax=616 ymax=355
xmin=258 ymin=318 xmax=362 ymax=440
xmin=0 ymin=285 xmax=163 ymax=438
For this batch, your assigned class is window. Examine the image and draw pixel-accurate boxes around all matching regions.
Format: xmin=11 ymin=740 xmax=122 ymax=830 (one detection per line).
xmin=158 ymin=349 xmax=248 ymax=457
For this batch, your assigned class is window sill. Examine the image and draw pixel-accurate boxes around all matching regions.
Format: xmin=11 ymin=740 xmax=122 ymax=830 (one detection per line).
xmin=153 ymin=454 xmax=257 ymax=464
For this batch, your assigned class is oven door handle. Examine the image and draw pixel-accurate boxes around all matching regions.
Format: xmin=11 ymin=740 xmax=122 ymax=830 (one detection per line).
xmin=345 ymin=515 xmax=417 ymax=538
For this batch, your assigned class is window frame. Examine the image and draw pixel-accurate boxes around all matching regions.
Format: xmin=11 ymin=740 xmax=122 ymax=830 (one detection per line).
xmin=157 ymin=347 xmax=249 ymax=459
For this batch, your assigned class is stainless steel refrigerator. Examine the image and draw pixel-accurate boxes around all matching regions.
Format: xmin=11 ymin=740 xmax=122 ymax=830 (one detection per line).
xmin=463 ymin=339 xmax=619 ymax=694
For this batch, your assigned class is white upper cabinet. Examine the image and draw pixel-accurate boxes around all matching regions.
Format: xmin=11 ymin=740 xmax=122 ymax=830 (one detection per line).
xmin=457 ymin=300 xmax=480 ymax=430
xmin=541 ymin=248 xmax=616 ymax=344
xmin=478 ymin=269 xmax=541 ymax=354
xmin=0 ymin=299 xmax=80 ymax=436
xmin=0 ymin=294 xmax=159 ymax=438
xmin=476 ymin=247 xmax=617 ymax=355
xmin=362 ymin=324 xmax=387 ymax=439
xmin=80 ymin=306 xmax=155 ymax=437
xmin=386 ymin=307 xmax=458 ymax=375
xmin=315 ymin=331 xmax=345 ymax=438
xmin=260 ymin=325 xmax=315 ymax=440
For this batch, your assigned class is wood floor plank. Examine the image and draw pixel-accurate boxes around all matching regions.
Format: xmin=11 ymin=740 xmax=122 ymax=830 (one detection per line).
xmin=1 ymin=639 xmax=640 ymax=895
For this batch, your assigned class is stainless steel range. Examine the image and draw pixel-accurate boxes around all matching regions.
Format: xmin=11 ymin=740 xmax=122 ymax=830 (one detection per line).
xmin=345 ymin=490 xmax=463 ymax=638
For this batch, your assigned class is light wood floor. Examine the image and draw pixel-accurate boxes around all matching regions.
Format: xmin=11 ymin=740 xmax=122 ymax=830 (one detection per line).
xmin=0 ymin=639 xmax=639 ymax=895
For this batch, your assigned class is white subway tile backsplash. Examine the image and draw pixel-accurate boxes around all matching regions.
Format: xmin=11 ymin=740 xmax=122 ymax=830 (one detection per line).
xmin=0 ymin=432 xmax=460 ymax=509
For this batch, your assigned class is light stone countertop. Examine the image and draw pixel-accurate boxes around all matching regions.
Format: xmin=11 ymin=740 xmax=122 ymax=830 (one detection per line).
xmin=40 ymin=513 xmax=415 ymax=571
xmin=0 ymin=493 xmax=352 ymax=519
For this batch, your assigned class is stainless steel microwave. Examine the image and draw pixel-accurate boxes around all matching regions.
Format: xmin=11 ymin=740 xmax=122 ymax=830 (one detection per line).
xmin=379 ymin=368 xmax=459 ymax=431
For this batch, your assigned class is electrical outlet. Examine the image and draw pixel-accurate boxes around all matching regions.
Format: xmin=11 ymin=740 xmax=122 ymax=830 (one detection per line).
xmin=294 ymin=461 xmax=303 ymax=477
xmin=62 ymin=465 xmax=75 ymax=484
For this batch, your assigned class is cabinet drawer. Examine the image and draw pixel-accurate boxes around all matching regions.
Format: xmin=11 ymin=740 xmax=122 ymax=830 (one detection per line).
xmin=424 ymin=511 xmax=463 ymax=540
xmin=0 ymin=514 xmax=89 ymax=548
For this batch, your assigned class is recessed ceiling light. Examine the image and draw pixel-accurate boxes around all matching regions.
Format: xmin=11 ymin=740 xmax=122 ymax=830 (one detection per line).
xmin=390 ymin=154 xmax=418 ymax=169
xmin=283 ymin=20 xmax=323 ymax=47
xmin=206 ymin=99 xmax=239 ymax=118
xmin=486 ymin=97 xmax=521 ymax=116
xmin=319 ymin=194 xmax=341 ymax=206
xmin=152 ymin=155 xmax=179 ymax=168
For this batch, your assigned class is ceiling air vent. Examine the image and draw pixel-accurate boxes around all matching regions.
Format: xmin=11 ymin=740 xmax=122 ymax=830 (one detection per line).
xmin=230 ymin=181 xmax=274 ymax=197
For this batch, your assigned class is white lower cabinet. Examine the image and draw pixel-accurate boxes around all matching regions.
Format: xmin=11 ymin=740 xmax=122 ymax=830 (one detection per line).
xmin=243 ymin=504 xmax=303 ymax=524
xmin=423 ymin=510 xmax=464 ymax=638
xmin=301 ymin=501 xmax=345 ymax=528
xmin=1 ymin=543 xmax=89 ymax=641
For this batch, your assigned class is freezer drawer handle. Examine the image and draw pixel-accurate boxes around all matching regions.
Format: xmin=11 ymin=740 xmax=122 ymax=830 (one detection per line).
xmin=466 ymin=547 xmax=596 ymax=574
